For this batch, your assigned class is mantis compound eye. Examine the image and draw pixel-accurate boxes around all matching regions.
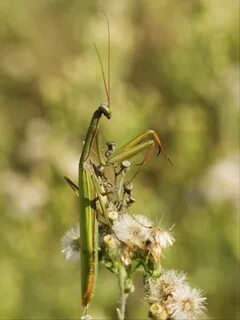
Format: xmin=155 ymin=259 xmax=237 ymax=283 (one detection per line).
xmin=99 ymin=102 xmax=111 ymax=119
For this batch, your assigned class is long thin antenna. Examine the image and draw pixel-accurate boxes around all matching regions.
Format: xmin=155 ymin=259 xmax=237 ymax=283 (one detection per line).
xmin=93 ymin=11 xmax=111 ymax=106
xmin=102 ymin=11 xmax=111 ymax=107
xmin=94 ymin=43 xmax=110 ymax=105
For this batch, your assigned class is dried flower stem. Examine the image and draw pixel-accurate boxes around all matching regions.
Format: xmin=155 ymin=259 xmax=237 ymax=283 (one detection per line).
xmin=117 ymin=292 xmax=128 ymax=320
xmin=116 ymin=266 xmax=129 ymax=320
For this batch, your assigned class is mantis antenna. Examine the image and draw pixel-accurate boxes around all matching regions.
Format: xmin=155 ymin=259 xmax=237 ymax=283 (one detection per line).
xmin=93 ymin=12 xmax=111 ymax=106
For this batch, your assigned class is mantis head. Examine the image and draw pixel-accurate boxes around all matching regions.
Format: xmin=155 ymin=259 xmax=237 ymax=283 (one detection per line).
xmin=99 ymin=102 xmax=111 ymax=119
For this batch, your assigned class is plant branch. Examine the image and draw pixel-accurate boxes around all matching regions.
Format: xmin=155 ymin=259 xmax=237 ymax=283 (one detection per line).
xmin=116 ymin=266 xmax=129 ymax=320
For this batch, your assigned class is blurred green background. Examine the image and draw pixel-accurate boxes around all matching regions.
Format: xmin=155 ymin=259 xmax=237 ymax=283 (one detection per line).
xmin=0 ymin=0 xmax=239 ymax=319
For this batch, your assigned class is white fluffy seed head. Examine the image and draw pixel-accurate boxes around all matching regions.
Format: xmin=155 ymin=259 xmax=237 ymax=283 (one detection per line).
xmin=134 ymin=214 xmax=153 ymax=228
xmin=112 ymin=213 xmax=151 ymax=250
xmin=146 ymin=270 xmax=187 ymax=303
xmin=160 ymin=270 xmax=187 ymax=297
xmin=61 ymin=225 xmax=80 ymax=261
xmin=146 ymin=229 xmax=174 ymax=263
xmin=112 ymin=213 xmax=151 ymax=249
xmin=151 ymin=228 xmax=175 ymax=248
xmin=146 ymin=277 xmax=161 ymax=303
xmin=167 ymin=284 xmax=207 ymax=320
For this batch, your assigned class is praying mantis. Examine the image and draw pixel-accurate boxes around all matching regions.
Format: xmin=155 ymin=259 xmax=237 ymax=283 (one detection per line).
xmin=65 ymin=14 xmax=172 ymax=315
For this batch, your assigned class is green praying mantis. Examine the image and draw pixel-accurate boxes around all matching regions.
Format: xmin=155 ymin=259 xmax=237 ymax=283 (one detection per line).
xmin=65 ymin=14 xmax=172 ymax=315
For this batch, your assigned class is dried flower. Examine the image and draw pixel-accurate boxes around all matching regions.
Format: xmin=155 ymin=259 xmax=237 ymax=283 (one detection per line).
xmin=61 ymin=225 xmax=80 ymax=261
xmin=103 ymin=234 xmax=119 ymax=249
xmin=147 ymin=229 xmax=175 ymax=263
xmin=151 ymin=228 xmax=175 ymax=248
xmin=159 ymin=270 xmax=186 ymax=298
xmin=167 ymin=285 xmax=207 ymax=320
xmin=149 ymin=303 xmax=162 ymax=317
xmin=112 ymin=213 xmax=151 ymax=249
xmin=146 ymin=270 xmax=187 ymax=303
xmin=120 ymin=244 xmax=134 ymax=266
xmin=134 ymin=214 xmax=153 ymax=228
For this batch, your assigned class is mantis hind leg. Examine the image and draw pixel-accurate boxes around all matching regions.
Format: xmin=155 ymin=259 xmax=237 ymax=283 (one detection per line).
xmin=64 ymin=174 xmax=109 ymax=221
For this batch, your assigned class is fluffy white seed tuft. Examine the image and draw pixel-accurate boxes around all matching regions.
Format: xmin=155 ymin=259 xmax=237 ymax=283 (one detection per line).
xmin=146 ymin=270 xmax=187 ymax=303
xmin=147 ymin=229 xmax=175 ymax=262
xmin=61 ymin=225 xmax=80 ymax=261
xmin=112 ymin=213 xmax=151 ymax=249
xmin=167 ymin=284 xmax=207 ymax=319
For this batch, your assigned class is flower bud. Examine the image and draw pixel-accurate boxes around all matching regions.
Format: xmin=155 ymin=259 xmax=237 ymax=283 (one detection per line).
xmin=123 ymin=181 xmax=133 ymax=194
xmin=121 ymin=160 xmax=131 ymax=169
xmin=103 ymin=234 xmax=115 ymax=247
xmin=108 ymin=210 xmax=118 ymax=221
xmin=126 ymin=195 xmax=136 ymax=206
xmin=149 ymin=303 xmax=162 ymax=317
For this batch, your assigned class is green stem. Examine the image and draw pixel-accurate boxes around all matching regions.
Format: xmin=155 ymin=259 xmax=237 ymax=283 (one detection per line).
xmin=116 ymin=266 xmax=129 ymax=320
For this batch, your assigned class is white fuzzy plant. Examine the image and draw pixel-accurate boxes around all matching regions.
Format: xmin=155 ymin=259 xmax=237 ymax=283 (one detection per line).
xmin=61 ymin=160 xmax=207 ymax=320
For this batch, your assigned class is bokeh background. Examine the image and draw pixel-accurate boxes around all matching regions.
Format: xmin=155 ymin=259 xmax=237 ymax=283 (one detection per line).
xmin=0 ymin=0 xmax=239 ymax=319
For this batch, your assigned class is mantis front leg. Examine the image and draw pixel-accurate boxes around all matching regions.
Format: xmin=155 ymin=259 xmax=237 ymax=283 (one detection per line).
xmin=106 ymin=130 xmax=173 ymax=166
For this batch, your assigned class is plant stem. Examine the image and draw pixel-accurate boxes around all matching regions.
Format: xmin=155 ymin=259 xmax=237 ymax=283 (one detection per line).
xmin=117 ymin=292 xmax=128 ymax=320
xmin=116 ymin=266 xmax=129 ymax=320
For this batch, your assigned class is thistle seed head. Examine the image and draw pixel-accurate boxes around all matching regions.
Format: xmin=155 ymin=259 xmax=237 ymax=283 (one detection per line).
xmin=61 ymin=225 xmax=80 ymax=261
xmin=167 ymin=285 xmax=207 ymax=320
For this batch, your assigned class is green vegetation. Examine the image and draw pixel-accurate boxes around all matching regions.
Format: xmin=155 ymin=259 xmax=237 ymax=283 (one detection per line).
xmin=0 ymin=1 xmax=238 ymax=319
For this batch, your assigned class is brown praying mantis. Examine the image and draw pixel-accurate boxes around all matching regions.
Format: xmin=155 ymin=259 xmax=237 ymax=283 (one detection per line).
xmin=64 ymin=14 xmax=172 ymax=316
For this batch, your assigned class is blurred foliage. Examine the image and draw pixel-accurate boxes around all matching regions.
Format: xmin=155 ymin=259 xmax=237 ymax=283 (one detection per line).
xmin=0 ymin=0 xmax=239 ymax=319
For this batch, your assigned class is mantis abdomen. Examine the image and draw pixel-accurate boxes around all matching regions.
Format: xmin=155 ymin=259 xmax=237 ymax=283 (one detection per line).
xmin=79 ymin=163 xmax=98 ymax=307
